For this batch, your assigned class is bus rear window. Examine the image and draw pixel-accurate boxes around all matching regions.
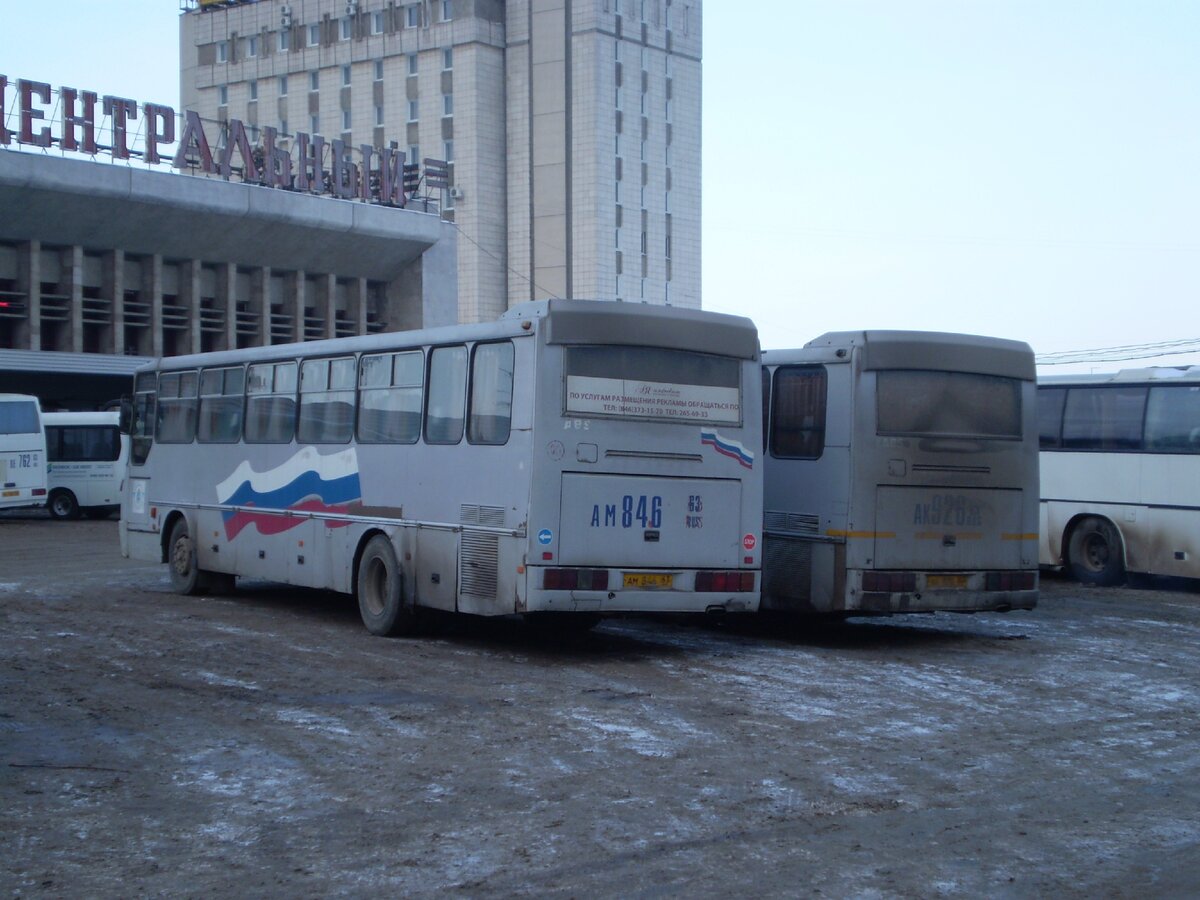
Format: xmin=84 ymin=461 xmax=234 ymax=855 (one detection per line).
xmin=876 ymin=370 xmax=1021 ymax=438
xmin=0 ymin=400 xmax=39 ymax=434
xmin=564 ymin=346 xmax=741 ymax=424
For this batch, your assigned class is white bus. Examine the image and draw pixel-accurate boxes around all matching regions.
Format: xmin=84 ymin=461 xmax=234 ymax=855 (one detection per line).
xmin=1 ymin=393 xmax=47 ymax=511
xmin=761 ymin=331 xmax=1040 ymax=616
xmin=120 ymin=300 xmax=763 ymax=635
xmin=1038 ymin=366 xmax=1200 ymax=585
xmin=44 ymin=411 xmax=127 ymax=520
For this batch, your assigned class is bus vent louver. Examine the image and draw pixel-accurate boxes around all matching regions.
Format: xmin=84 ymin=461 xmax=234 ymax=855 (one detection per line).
xmin=459 ymin=505 xmax=504 ymax=601
xmin=764 ymin=535 xmax=813 ymax=605
xmin=765 ymin=511 xmax=820 ymax=535
xmin=460 ymin=504 xmax=506 ymax=527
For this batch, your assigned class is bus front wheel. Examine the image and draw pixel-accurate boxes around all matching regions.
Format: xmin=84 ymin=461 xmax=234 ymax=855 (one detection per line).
xmin=356 ymin=535 xmax=415 ymax=637
xmin=167 ymin=518 xmax=205 ymax=595
xmin=1067 ymin=517 xmax=1126 ymax=586
xmin=48 ymin=489 xmax=80 ymax=520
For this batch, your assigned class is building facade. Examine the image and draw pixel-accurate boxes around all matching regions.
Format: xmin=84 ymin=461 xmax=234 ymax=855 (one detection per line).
xmin=180 ymin=0 xmax=702 ymax=321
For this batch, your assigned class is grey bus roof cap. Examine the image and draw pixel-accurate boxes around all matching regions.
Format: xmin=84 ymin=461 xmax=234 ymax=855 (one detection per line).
xmin=509 ymin=299 xmax=759 ymax=361
xmin=802 ymin=330 xmax=1036 ymax=381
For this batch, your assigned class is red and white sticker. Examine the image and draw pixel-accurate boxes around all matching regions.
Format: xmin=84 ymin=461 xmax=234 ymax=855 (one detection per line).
xmin=742 ymin=533 xmax=757 ymax=551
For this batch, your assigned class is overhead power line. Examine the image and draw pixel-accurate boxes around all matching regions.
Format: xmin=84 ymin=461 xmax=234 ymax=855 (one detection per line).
xmin=1036 ymin=338 xmax=1200 ymax=366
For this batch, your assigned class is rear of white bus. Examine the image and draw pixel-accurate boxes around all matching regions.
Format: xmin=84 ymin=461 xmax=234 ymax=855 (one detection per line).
xmin=847 ymin=333 xmax=1039 ymax=614
xmin=0 ymin=394 xmax=47 ymax=510
xmin=516 ymin=301 xmax=763 ymax=617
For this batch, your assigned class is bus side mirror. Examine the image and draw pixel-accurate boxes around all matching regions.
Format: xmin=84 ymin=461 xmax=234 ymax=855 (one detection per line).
xmin=118 ymin=396 xmax=133 ymax=435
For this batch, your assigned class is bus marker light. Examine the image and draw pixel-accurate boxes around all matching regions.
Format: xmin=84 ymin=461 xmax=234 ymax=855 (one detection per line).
xmin=32 ymin=488 xmax=46 ymax=496
xmin=542 ymin=552 xmax=553 ymax=560
xmin=744 ymin=556 xmax=753 ymax=564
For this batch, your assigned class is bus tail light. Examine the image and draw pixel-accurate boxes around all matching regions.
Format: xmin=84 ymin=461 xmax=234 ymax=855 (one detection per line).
xmin=695 ymin=571 xmax=756 ymax=592
xmin=542 ymin=568 xmax=609 ymax=591
xmin=986 ymin=571 xmax=1037 ymax=591
xmin=32 ymin=488 xmax=46 ymax=496
xmin=862 ymin=571 xmax=917 ymax=593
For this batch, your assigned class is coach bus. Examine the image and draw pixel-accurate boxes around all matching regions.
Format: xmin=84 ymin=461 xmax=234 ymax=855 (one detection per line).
xmin=1038 ymin=365 xmax=1200 ymax=585
xmin=120 ymin=299 xmax=763 ymax=635
xmin=760 ymin=331 xmax=1039 ymax=616
xmin=1 ymin=393 xmax=47 ymax=511
xmin=44 ymin=411 xmax=127 ymax=520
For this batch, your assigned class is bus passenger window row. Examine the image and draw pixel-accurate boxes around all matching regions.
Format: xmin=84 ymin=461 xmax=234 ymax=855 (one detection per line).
xmin=144 ymin=342 xmax=514 ymax=448
xmin=1039 ymin=384 xmax=1200 ymax=453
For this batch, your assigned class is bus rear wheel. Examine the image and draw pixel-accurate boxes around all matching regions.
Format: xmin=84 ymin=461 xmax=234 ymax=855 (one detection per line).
xmin=167 ymin=518 xmax=206 ymax=595
xmin=1067 ymin=517 xmax=1125 ymax=586
xmin=48 ymin=489 xmax=80 ymax=520
xmin=356 ymin=535 xmax=415 ymax=636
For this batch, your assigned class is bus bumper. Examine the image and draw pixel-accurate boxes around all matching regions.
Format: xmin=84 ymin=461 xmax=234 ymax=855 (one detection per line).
xmin=523 ymin=568 xmax=760 ymax=614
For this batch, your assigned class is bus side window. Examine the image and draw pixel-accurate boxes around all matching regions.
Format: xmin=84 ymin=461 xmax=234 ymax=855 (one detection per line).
xmin=467 ymin=341 xmax=514 ymax=445
xmin=425 ymin=345 xmax=468 ymax=445
xmin=358 ymin=350 xmax=423 ymax=443
xmin=53 ymin=426 xmax=119 ymax=462
xmin=1063 ymin=387 xmax=1147 ymax=451
xmin=156 ymin=371 xmax=198 ymax=443
xmin=131 ymin=372 xmax=156 ymax=466
xmin=1145 ymin=386 xmax=1200 ymax=453
xmin=299 ymin=356 xmax=355 ymax=444
xmin=246 ymin=362 xmax=298 ymax=443
xmin=198 ymin=366 xmax=245 ymax=443
xmin=1037 ymin=387 xmax=1066 ymax=449
xmin=761 ymin=367 xmax=772 ymax=452
xmin=771 ymin=365 xmax=827 ymax=459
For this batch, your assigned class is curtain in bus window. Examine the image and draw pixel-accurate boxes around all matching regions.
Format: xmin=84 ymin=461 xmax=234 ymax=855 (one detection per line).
xmin=426 ymin=346 xmax=467 ymax=444
xmin=1144 ymin=386 xmax=1200 ymax=453
xmin=198 ymin=366 xmax=245 ymax=443
xmin=468 ymin=342 xmax=514 ymax=445
xmin=358 ymin=351 xmax=423 ymax=443
xmin=1037 ymin=387 xmax=1067 ymax=449
xmin=1062 ymin=387 xmax=1147 ymax=451
xmin=299 ymin=357 xmax=355 ymax=443
xmin=245 ymin=362 xmax=297 ymax=443
xmin=0 ymin=400 xmax=39 ymax=434
xmin=155 ymin=371 xmax=199 ymax=443
xmin=876 ymin=370 xmax=1021 ymax=438
xmin=770 ymin=366 xmax=827 ymax=458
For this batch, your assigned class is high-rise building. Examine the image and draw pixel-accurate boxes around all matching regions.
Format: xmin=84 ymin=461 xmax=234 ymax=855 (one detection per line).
xmin=180 ymin=0 xmax=701 ymax=323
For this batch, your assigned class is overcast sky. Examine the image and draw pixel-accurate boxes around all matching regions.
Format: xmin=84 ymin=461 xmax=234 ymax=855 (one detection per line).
xmin=2 ymin=0 xmax=1197 ymax=372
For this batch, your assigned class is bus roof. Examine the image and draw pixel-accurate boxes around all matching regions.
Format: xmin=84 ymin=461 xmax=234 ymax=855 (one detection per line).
xmin=764 ymin=330 xmax=1036 ymax=381
xmin=1038 ymin=365 xmax=1200 ymax=386
xmin=142 ymin=299 xmax=759 ymax=374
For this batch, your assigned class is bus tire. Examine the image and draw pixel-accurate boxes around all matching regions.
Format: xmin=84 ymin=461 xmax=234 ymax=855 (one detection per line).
xmin=1067 ymin=517 xmax=1125 ymax=586
xmin=356 ymin=535 xmax=415 ymax=636
xmin=167 ymin=518 xmax=205 ymax=595
xmin=48 ymin=489 xmax=81 ymax=520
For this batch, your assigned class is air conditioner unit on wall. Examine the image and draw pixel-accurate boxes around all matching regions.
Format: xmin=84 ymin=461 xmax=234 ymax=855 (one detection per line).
xmin=281 ymin=5 xmax=292 ymax=25
xmin=346 ymin=0 xmax=359 ymax=15
xmin=449 ymin=186 xmax=464 ymax=200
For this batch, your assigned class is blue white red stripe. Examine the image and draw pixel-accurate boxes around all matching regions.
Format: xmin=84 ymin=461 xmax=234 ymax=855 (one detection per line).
xmin=700 ymin=430 xmax=754 ymax=469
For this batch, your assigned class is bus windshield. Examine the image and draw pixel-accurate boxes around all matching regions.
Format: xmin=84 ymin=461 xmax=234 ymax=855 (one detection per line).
xmin=877 ymin=370 xmax=1021 ymax=438
xmin=0 ymin=400 xmax=41 ymax=434
xmin=564 ymin=346 xmax=741 ymax=425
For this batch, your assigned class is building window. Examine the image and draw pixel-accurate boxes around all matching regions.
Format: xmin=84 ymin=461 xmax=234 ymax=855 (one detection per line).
xmin=443 ymin=94 xmax=453 ymax=116
xmin=249 ymin=80 xmax=258 ymax=101
xmin=440 ymin=0 xmax=453 ymax=21
xmin=309 ymin=71 xmax=319 ymax=92
xmin=278 ymin=29 xmax=290 ymax=52
xmin=444 ymin=140 xmax=454 ymax=162
xmin=342 ymin=110 xmax=352 ymax=131
xmin=407 ymin=53 xmax=418 ymax=76
xmin=278 ymin=75 xmax=288 ymax=96
xmin=217 ymin=40 xmax=229 ymax=63
xmin=406 ymin=5 xmax=421 ymax=27
xmin=342 ymin=65 xmax=352 ymax=86
xmin=311 ymin=114 xmax=320 ymax=134
xmin=247 ymin=35 xmax=259 ymax=58
xmin=340 ymin=16 xmax=353 ymax=40
xmin=217 ymin=85 xmax=228 ymax=106
xmin=280 ymin=118 xmax=289 ymax=136
xmin=371 ymin=11 xmax=385 ymax=34
xmin=308 ymin=23 xmax=320 ymax=46
xmin=443 ymin=48 xmax=453 ymax=70
xmin=408 ymin=144 xmax=420 ymax=165
xmin=374 ymin=60 xmax=384 ymax=81
xmin=407 ymin=99 xmax=418 ymax=122
xmin=375 ymin=105 xmax=384 ymax=126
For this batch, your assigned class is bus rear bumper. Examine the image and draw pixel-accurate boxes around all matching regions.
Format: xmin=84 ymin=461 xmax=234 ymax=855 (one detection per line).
xmin=853 ymin=588 xmax=1039 ymax=615
xmin=523 ymin=589 xmax=759 ymax=615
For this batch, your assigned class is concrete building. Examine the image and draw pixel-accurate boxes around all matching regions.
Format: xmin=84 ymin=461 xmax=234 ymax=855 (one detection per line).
xmin=179 ymin=0 xmax=702 ymax=320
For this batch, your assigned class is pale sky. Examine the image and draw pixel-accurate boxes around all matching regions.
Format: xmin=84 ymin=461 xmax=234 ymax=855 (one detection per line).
xmin=2 ymin=0 xmax=1197 ymax=372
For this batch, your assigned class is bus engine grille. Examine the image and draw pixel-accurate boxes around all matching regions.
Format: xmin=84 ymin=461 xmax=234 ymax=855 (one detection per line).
xmin=764 ymin=535 xmax=813 ymax=604
xmin=459 ymin=505 xmax=505 ymax=601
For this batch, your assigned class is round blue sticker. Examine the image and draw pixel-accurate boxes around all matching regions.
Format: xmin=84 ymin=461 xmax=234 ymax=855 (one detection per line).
xmin=537 ymin=529 xmax=553 ymax=545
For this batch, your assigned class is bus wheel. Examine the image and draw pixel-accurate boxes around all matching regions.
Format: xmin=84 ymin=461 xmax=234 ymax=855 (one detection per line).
xmin=356 ymin=535 xmax=415 ymax=636
xmin=1067 ymin=517 xmax=1126 ymax=586
xmin=48 ymin=489 xmax=81 ymax=520
xmin=167 ymin=518 xmax=205 ymax=595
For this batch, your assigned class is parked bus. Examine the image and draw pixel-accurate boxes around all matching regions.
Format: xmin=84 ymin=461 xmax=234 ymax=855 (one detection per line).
xmin=44 ymin=411 xmax=127 ymax=520
xmin=1038 ymin=365 xmax=1200 ymax=585
xmin=0 ymin=393 xmax=47 ymax=511
xmin=760 ymin=331 xmax=1039 ymax=616
xmin=120 ymin=299 xmax=763 ymax=634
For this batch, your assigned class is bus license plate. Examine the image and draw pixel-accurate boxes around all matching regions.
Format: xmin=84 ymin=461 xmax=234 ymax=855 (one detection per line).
xmin=623 ymin=572 xmax=673 ymax=589
xmin=926 ymin=575 xmax=968 ymax=590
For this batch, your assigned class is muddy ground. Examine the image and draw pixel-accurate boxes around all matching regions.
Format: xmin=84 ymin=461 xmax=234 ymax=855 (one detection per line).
xmin=1 ymin=512 xmax=1198 ymax=897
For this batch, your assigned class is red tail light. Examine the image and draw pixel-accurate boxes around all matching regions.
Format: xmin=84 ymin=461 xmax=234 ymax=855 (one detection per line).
xmin=986 ymin=571 xmax=1037 ymax=591
xmin=542 ymin=568 xmax=609 ymax=591
xmin=862 ymin=571 xmax=917 ymax=593
xmin=32 ymin=488 xmax=46 ymax=496
xmin=696 ymin=571 xmax=755 ymax=592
